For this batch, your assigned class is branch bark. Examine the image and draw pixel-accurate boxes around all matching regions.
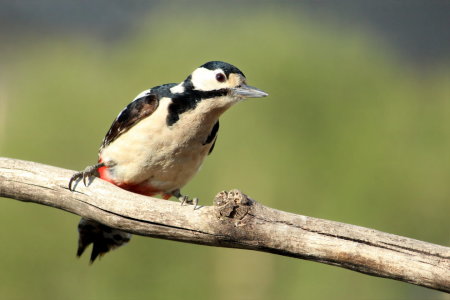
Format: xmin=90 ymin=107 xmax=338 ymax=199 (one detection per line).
xmin=0 ymin=157 xmax=449 ymax=292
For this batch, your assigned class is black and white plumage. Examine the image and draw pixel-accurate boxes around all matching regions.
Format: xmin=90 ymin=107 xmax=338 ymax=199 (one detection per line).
xmin=69 ymin=61 xmax=268 ymax=262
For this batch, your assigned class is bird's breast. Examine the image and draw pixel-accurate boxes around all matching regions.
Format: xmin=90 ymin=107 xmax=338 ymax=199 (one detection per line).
xmin=99 ymin=97 xmax=224 ymax=193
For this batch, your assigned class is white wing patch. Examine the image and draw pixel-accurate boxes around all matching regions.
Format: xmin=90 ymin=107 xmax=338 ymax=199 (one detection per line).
xmin=133 ymin=89 xmax=152 ymax=101
xmin=170 ymin=83 xmax=185 ymax=94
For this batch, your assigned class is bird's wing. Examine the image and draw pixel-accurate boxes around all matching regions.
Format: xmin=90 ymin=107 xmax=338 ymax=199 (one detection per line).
xmin=204 ymin=121 xmax=219 ymax=155
xmin=99 ymin=91 xmax=159 ymax=152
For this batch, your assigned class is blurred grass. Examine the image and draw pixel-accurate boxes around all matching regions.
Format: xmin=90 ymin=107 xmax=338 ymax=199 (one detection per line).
xmin=1 ymin=6 xmax=449 ymax=300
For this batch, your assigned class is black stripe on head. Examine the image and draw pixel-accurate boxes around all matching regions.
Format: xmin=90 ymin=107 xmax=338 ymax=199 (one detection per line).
xmin=200 ymin=61 xmax=245 ymax=78
xmin=167 ymin=89 xmax=228 ymax=126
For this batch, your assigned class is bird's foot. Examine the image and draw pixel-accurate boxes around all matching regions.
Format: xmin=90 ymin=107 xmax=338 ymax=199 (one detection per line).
xmin=172 ymin=190 xmax=200 ymax=210
xmin=68 ymin=162 xmax=105 ymax=191
xmin=179 ymin=196 xmax=199 ymax=208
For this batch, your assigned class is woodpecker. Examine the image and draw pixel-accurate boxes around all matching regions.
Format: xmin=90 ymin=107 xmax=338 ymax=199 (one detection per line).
xmin=68 ymin=61 xmax=268 ymax=262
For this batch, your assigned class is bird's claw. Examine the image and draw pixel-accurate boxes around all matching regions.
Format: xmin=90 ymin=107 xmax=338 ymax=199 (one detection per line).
xmin=83 ymin=173 xmax=88 ymax=186
xmin=177 ymin=195 xmax=200 ymax=210
xmin=69 ymin=171 xmax=83 ymax=191
xmin=192 ymin=197 xmax=199 ymax=210
xmin=178 ymin=195 xmax=188 ymax=205
xmin=68 ymin=163 xmax=104 ymax=191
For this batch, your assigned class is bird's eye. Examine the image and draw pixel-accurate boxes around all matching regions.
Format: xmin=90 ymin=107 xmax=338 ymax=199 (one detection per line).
xmin=216 ymin=73 xmax=226 ymax=83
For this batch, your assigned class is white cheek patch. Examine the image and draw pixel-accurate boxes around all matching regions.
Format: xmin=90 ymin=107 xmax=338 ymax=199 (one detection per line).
xmin=191 ymin=67 xmax=228 ymax=91
xmin=133 ymin=89 xmax=151 ymax=101
xmin=170 ymin=83 xmax=185 ymax=94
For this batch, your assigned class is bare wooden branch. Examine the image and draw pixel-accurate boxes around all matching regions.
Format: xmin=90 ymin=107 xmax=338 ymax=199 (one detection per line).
xmin=0 ymin=157 xmax=449 ymax=292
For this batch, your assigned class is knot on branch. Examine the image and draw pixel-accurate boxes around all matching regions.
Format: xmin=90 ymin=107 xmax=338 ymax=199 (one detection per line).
xmin=214 ymin=189 xmax=253 ymax=220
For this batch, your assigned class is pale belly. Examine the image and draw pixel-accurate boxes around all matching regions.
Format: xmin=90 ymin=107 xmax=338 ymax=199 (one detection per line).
xmin=105 ymin=140 xmax=210 ymax=193
xmin=99 ymin=98 xmax=219 ymax=193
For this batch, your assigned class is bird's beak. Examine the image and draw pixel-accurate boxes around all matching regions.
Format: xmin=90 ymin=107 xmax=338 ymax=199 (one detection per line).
xmin=232 ymin=85 xmax=268 ymax=98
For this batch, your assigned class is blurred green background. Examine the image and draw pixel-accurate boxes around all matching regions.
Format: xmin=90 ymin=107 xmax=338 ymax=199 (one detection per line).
xmin=1 ymin=1 xmax=449 ymax=300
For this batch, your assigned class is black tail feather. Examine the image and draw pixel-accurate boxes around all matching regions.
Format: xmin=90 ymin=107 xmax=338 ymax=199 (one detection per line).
xmin=77 ymin=218 xmax=131 ymax=264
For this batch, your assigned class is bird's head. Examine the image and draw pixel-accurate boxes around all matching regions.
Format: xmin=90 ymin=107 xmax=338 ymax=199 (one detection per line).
xmin=183 ymin=61 xmax=268 ymax=102
xmin=166 ymin=61 xmax=268 ymax=125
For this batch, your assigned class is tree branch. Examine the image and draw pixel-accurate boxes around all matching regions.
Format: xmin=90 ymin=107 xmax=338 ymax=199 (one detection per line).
xmin=0 ymin=157 xmax=448 ymax=292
